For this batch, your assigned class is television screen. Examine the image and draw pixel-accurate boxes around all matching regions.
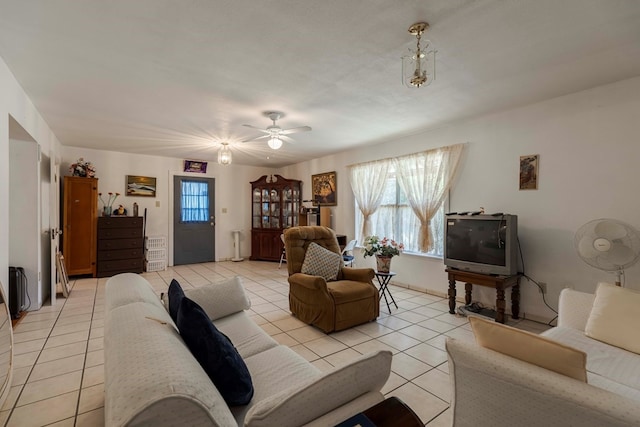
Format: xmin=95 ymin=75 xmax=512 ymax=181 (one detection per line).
xmin=444 ymin=214 xmax=518 ymax=276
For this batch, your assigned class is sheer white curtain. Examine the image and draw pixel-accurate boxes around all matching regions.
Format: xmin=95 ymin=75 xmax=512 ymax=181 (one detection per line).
xmin=394 ymin=143 xmax=464 ymax=252
xmin=348 ymin=159 xmax=391 ymax=240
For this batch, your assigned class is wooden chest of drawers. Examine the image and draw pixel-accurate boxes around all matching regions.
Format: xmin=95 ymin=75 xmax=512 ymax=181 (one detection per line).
xmin=97 ymin=217 xmax=144 ymax=278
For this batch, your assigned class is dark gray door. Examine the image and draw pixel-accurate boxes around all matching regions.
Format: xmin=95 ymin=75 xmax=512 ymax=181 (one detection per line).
xmin=173 ymin=176 xmax=215 ymax=265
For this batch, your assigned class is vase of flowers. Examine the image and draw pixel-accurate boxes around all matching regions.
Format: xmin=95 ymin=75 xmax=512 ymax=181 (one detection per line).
xmin=99 ymin=192 xmax=121 ymax=216
xmin=362 ymin=235 xmax=404 ymax=273
xmin=69 ymin=158 xmax=96 ymax=178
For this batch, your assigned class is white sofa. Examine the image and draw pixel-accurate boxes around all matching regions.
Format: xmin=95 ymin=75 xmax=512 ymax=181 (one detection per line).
xmin=446 ymin=287 xmax=640 ymax=427
xmin=104 ymin=273 xmax=392 ymax=427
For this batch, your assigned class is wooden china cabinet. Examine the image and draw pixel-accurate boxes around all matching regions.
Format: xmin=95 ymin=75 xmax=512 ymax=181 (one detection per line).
xmin=250 ymin=175 xmax=302 ymax=261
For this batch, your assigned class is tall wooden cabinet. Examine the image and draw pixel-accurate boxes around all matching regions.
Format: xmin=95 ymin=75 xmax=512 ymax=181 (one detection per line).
xmin=62 ymin=176 xmax=98 ymax=276
xmin=250 ymin=175 xmax=302 ymax=261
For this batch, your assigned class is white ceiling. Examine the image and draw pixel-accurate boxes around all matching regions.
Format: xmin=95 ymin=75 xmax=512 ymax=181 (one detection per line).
xmin=1 ymin=0 xmax=639 ymax=167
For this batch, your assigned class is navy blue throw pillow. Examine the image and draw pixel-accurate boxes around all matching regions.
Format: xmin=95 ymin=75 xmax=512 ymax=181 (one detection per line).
xmin=176 ymin=296 xmax=254 ymax=406
xmin=167 ymin=279 xmax=185 ymax=323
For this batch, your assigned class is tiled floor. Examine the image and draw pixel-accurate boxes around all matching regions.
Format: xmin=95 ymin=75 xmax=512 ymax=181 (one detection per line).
xmin=0 ymin=261 xmax=551 ymax=426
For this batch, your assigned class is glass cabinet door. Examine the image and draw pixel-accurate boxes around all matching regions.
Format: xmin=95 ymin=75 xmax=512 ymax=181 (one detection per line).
xmin=252 ymin=188 xmax=262 ymax=228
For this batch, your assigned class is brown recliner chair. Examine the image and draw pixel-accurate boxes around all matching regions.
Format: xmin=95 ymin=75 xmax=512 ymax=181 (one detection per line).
xmin=283 ymin=226 xmax=379 ymax=333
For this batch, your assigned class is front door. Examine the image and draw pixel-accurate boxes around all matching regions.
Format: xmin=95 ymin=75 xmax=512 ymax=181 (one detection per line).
xmin=173 ymin=176 xmax=215 ymax=265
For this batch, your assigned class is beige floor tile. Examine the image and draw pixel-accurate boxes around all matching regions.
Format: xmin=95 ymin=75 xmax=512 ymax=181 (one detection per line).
xmin=353 ymin=321 xmax=394 ymax=338
xmin=377 ymin=316 xmax=413 ymax=331
xmin=259 ymin=309 xmax=291 ymax=322
xmin=89 ymin=327 xmax=104 ymax=339
xmin=405 ymin=343 xmax=448 ymax=367
xmin=259 ymin=323 xmax=282 ymax=335
xmin=381 ymin=371 xmax=407 ymax=394
xmin=418 ymin=318 xmax=459 ymax=333
xmin=434 ymin=312 xmax=469 ymax=326
xmin=303 ymin=336 xmax=348 ymax=358
xmin=44 ymin=330 xmax=90 ymax=349
xmin=426 ymin=407 xmax=452 ymax=426
xmin=1 ymin=385 xmax=22 ymax=411
xmin=46 ymin=417 xmax=75 ymax=427
xmin=50 ymin=321 xmax=91 ymax=337
xmin=289 ymin=344 xmax=320 ymax=362
xmin=87 ymin=337 xmax=104 ymax=352
xmin=13 ymin=350 xmax=39 ymax=369
xmin=388 ymin=382 xmax=448 ymax=425
xmin=76 ymin=406 xmax=105 ymax=427
xmin=444 ymin=327 xmax=475 ymax=343
xmin=12 ymin=328 xmax=51 ymax=344
xmin=38 ymin=341 xmax=87 ymax=364
xmin=398 ymin=324 xmax=440 ymax=342
xmin=271 ymin=333 xmax=299 ymax=347
xmin=391 ymin=352 xmax=431 ymax=380
xmin=376 ymin=331 xmax=421 ymax=351
xmin=7 ymin=391 xmax=79 ymax=427
xmin=413 ymin=368 xmax=451 ymax=402
xmin=85 ymin=349 xmax=104 ymax=368
xmin=12 ymin=319 xmax=55 ymax=334
xmin=436 ymin=360 xmax=450 ymax=374
xmin=286 ymin=325 xmax=327 ymax=343
xmin=18 ymin=370 xmax=82 ymax=407
xmin=54 ymin=313 xmax=92 ymax=326
xmin=29 ymin=354 xmax=85 ymax=382
xmin=411 ymin=305 xmax=446 ymax=318
xmin=323 ymin=348 xmax=362 ymax=368
xmin=11 ymin=366 xmax=32 ymax=386
xmin=352 ymin=339 xmax=399 ymax=356
xmin=250 ymin=303 xmax=281 ymax=315
xmin=13 ymin=338 xmax=46 ymax=356
xmin=78 ymin=383 xmax=105 ymax=414
xmin=271 ymin=316 xmax=309 ymax=332
xmin=330 ymin=328 xmax=372 ymax=347
xmin=393 ymin=310 xmax=429 ymax=324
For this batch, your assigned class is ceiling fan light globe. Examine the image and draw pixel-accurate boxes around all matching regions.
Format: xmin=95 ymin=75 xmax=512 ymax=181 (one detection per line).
xmin=268 ymin=137 xmax=283 ymax=150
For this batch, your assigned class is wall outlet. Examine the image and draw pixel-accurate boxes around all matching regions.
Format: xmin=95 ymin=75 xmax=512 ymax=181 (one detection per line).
xmin=538 ymin=282 xmax=547 ymax=294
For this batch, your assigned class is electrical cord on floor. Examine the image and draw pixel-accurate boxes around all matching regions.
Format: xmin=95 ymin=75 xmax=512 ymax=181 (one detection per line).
xmin=20 ymin=268 xmax=32 ymax=311
xmin=517 ymin=237 xmax=557 ymax=326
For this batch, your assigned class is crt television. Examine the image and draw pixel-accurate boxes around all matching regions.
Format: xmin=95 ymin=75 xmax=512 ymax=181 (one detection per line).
xmin=444 ymin=214 xmax=518 ymax=276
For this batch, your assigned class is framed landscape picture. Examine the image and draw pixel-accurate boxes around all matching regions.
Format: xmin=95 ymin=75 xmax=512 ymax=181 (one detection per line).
xmin=126 ymin=175 xmax=157 ymax=197
xmin=312 ymin=171 xmax=337 ymax=206
xmin=184 ymin=160 xmax=208 ymax=173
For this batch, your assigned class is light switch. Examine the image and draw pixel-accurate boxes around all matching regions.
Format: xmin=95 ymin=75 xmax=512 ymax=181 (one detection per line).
xmin=222 ymin=208 xmax=228 ymax=213
xmin=155 ymin=201 xmax=160 ymax=207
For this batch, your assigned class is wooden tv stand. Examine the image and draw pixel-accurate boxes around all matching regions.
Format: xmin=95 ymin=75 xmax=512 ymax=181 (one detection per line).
xmin=446 ymin=268 xmax=521 ymax=324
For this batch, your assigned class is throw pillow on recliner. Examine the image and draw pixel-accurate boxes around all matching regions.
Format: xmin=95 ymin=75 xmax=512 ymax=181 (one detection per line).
xmin=301 ymin=242 xmax=343 ymax=282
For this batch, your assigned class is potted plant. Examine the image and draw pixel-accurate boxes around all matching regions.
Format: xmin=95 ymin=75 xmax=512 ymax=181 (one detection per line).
xmin=362 ymin=235 xmax=404 ymax=273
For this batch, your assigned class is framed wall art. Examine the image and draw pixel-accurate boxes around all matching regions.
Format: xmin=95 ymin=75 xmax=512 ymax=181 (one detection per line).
xmin=126 ymin=175 xmax=157 ymax=197
xmin=312 ymin=171 xmax=337 ymax=206
xmin=519 ymin=155 xmax=539 ymax=190
xmin=184 ymin=160 xmax=208 ymax=173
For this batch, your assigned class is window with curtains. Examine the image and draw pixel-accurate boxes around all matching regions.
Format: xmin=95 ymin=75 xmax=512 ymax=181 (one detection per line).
xmin=181 ymin=180 xmax=209 ymax=222
xmin=354 ymin=166 xmax=445 ymax=256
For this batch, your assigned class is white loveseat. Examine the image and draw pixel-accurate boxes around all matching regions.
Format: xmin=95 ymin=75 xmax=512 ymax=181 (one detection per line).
xmin=104 ymin=273 xmax=392 ymax=427
xmin=446 ymin=286 xmax=640 ymax=427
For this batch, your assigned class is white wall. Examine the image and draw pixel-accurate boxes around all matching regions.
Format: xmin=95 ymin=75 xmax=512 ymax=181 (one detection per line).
xmin=281 ymin=76 xmax=640 ymax=323
xmin=62 ymin=146 xmax=273 ymax=262
xmin=0 ymin=56 xmax=61 ymax=297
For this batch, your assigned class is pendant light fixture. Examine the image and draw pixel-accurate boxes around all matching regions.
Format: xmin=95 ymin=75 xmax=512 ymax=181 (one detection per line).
xmin=401 ymin=22 xmax=437 ymax=88
xmin=217 ymin=142 xmax=232 ymax=165
xmin=267 ymin=137 xmax=283 ymax=150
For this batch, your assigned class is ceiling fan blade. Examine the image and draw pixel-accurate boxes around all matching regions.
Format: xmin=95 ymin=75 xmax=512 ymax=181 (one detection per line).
xmin=242 ymin=124 xmax=270 ymax=133
xmin=241 ymin=134 xmax=271 ymax=143
xmin=280 ymin=126 xmax=312 ymax=135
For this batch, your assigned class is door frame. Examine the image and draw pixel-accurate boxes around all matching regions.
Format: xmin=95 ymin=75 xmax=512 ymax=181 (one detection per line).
xmin=168 ymin=171 xmax=218 ymax=266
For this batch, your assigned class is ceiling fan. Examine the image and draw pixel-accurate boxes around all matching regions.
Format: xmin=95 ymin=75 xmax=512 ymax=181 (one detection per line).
xmin=242 ymin=111 xmax=311 ymax=150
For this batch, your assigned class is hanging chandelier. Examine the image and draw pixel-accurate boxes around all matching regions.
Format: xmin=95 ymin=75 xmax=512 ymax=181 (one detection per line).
xmin=217 ymin=142 xmax=232 ymax=165
xmin=401 ymin=22 xmax=437 ymax=88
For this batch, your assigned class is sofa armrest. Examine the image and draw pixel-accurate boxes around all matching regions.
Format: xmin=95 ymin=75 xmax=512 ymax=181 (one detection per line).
xmin=557 ymin=287 xmax=596 ymax=331
xmin=446 ymin=338 xmax=640 ymax=427
xmin=288 ymin=273 xmax=330 ymax=291
xmin=340 ymin=267 xmax=375 ymax=283
xmin=244 ymin=351 xmax=392 ymax=427
xmin=162 ymin=276 xmax=251 ymax=321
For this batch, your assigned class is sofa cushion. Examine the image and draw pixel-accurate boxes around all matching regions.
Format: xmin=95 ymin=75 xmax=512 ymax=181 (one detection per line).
xmin=167 ymin=278 xmax=185 ymax=323
xmin=301 ymin=242 xmax=342 ymax=282
xmin=244 ymin=350 xmax=392 ymax=427
xmin=213 ymin=312 xmax=279 ymax=359
xmin=177 ymin=296 xmax=254 ymax=406
xmin=470 ymin=317 xmax=587 ymax=381
xmin=585 ymin=282 xmax=640 ymax=354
